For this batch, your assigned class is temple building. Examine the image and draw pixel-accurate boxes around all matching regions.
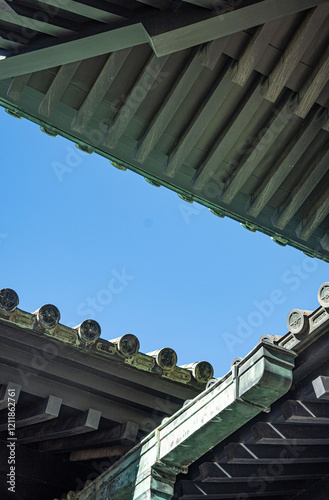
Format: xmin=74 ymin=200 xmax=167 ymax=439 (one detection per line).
xmin=0 ymin=0 xmax=329 ymax=498
xmin=1 ymin=283 xmax=329 ymax=499
xmin=0 ymin=0 xmax=328 ymax=260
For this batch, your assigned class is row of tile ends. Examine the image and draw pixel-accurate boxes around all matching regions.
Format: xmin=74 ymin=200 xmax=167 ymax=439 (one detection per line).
xmin=0 ymin=288 xmax=214 ymax=384
xmin=0 ymin=284 xmax=328 ymax=383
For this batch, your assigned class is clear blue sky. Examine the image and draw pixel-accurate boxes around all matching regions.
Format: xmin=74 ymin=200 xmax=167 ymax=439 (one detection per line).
xmin=1 ymin=109 xmax=327 ymax=378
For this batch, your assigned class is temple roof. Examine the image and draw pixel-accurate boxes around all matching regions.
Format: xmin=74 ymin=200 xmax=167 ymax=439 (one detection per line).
xmin=0 ymin=287 xmax=213 ymax=500
xmin=58 ymin=281 xmax=329 ymax=500
xmin=0 ymin=0 xmax=329 ymax=261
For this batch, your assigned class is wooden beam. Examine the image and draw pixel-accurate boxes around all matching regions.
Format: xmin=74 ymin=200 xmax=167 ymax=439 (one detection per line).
xmin=0 ymin=23 xmax=147 ymax=80
xmin=143 ymin=0 xmax=329 ymax=57
xmin=6 ymin=73 xmax=31 ymax=101
xmin=199 ymin=461 xmax=329 ymax=482
xmin=198 ymin=35 xmax=230 ymax=70
xmin=15 ymin=408 xmax=101 ymax=444
xmin=273 ymin=142 xmax=329 ymax=230
xmin=70 ymin=444 xmax=132 ymax=461
xmin=281 ymin=400 xmax=329 ymax=423
xmin=0 ymin=395 xmax=62 ymax=431
xmin=133 ymin=48 xmax=210 ymax=163
xmin=0 ymin=35 xmax=26 ymax=52
xmin=71 ymin=48 xmax=132 ymax=133
xmin=103 ymin=52 xmax=170 ymax=149
xmin=296 ymin=187 xmax=329 ymax=241
xmin=294 ymin=45 xmax=329 ymax=118
xmin=0 ymin=382 xmax=21 ymax=410
xmin=38 ymin=61 xmax=81 ymax=117
xmin=38 ymin=421 xmax=139 ymax=452
xmin=252 ymin=421 xmax=329 ymax=445
xmin=163 ymin=63 xmax=234 ymax=179
xmin=247 ymin=109 xmax=323 ymax=218
xmin=225 ymin=441 xmax=329 ymax=463
xmin=0 ymin=0 xmax=76 ymax=37
xmin=192 ymin=76 xmax=264 ymax=191
xmin=262 ymin=4 xmax=329 ymax=102
xmin=35 ymin=0 xmax=128 ymax=23
xmin=0 ymin=362 xmax=163 ymax=431
xmin=220 ymin=93 xmax=294 ymax=205
xmin=178 ymin=478 xmax=304 ymax=497
xmin=231 ymin=19 xmax=282 ymax=86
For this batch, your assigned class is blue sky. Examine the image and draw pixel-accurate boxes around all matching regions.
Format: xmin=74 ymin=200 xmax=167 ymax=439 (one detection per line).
xmin=1 ymin=109 xmax=327 ymax=378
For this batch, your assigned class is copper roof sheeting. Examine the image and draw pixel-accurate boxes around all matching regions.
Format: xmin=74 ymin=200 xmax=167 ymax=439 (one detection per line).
xmin=0 ymin=287 xmax=213 ymax=499
xmin=0 ymin=0 xmax=328 ymax=260
xmin=174 ymin=282 xmax=329 ymax=500
xmin=58 ymin=281 xmax=329 ymax=500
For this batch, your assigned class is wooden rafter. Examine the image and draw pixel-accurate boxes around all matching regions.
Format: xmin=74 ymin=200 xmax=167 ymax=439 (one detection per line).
xmin=103 ymin=52 xmax=170 ymax=149
xmin=133 ymin=48 xmax=207 ymax=163
xmin=281 ymin=399 xmax=329 ymax=423
xmin=163 ymin=62 xmax=234 ymax=179
xmin=192 ymin=76 xmax=264 ymax=191
xmin=273 ymin=142 xmax=329 ymax=231
xmin=198 ymin=35 xmax=231 ymax=70
xmin=38 ymin=421 xmax=139 ymax=452
xmin=15 ymin=408 xmax=101 ymax=444
xmin=71 ymin=48 xmax=132 ymax=133
xmin=38 ymin=61 xmax=81 ymax=117
xmin=247 ymin=109 xmax=324 ymax=218
xmin=252 ymin=421 xmax=329 ymax=444
xmin=199 ymin=461 xmax=329 ymax=482
xmin=296 ymin=190 xmax=329 ymax=241
xmin=294 ymin=45 xmax=329 ymax=119
xmin=262 ymin=4 xmax=329 ymax=103
xmin=6 ymin=73 xmax=31 ymax=101
xmin=0 ymin=395 xmax=62 ymax=431
xmin=220 ymin=93 xmax=294 ymax=205
xmin=35 ymin=0 xmax=128 ymax=23
xmin=231 ymin=19 xmax=282 ymax=87
xmin=0 ymin=0 xmax=76 ymax=37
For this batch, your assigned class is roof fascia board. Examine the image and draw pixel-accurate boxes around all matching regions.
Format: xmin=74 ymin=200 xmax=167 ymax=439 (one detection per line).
xmin=143 ymin=0 xmax=329 ymax=56
xmin=0 ymin=23 xmax=147 ymax=80
xmin=0 ymin=0 xmax=326 ymax=80
xmin=74 ymin=342 xmax=296 ymax=500
xmin=1 ymin=97 xmax=328 ymax=263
